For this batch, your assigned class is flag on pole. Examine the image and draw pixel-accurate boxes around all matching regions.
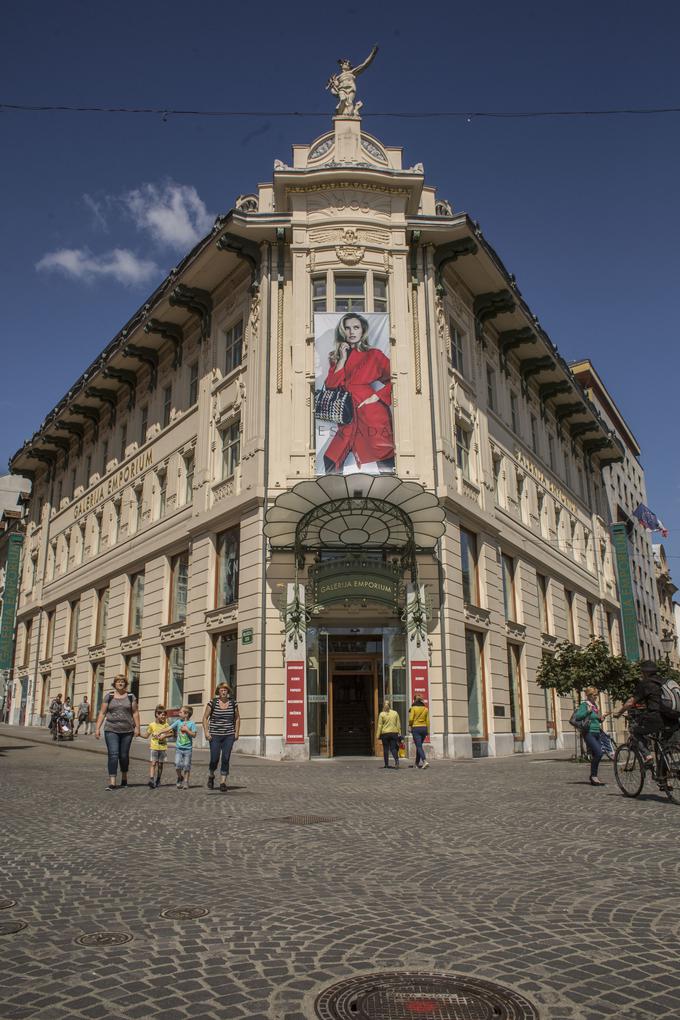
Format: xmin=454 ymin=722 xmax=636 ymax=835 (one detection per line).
xmin=632 ymin=503 xmax=669 ymax=539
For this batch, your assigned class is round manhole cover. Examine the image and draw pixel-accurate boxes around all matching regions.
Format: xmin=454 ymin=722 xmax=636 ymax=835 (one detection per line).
xmin=75 ymin=932 xmax=133 ymax=946
xmin=315 ymin=973 xmax=539 ymax=1019
xmin=0 ymin=921 xmax=27 ymax=936
xmin=0 ymin=898 xmax=17 ymax=910
xmin=160 ymin=907 xmax=209 ymax=920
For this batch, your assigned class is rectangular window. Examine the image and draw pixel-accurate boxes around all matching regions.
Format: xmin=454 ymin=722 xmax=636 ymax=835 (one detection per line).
xmin=501 ymin=553 xmax=516 ymax=622
xmin=68 ymin=600 xmax=80 ymax=653
xmin=44 ymin=610 xmax=55 ymax=660
xmin=221 ymin=419 xmax=241 ymax=479
xmin=492 ymin=453 xmax=501 ymax=503
xmin=170 ymin=552 xmax=189 ymax=623
xmin=93 ymin=515 xmax=101 ymax=556
xmin=510 ymin=392 xmax=519 ymax=434
xmin=564 ymin=448 xmax=572 ymax=489
xmin=373 ymin=276 xmax=388 ymax=312
xmin=167 ymin=644 xmax=185 ymax=708
xmin=129 ymin=572 xmax=145 ymax=634
xmin=188 ymin=362 xmax=199 ymax=406
xmin=507 ymin=643 xmax=523 ymax=742
xmin=119 ymin=423 xmax=127 ymax=463
xmin=96 ymin=587 xmax=109 ymax=645
xmin=334 ymin=275 xmax=365 ymax=312
xmin=450 ymin=320 xmax=464 ymax=374
xmin=92 ymin=663 xmax=105 ymax=717
xmin=537 ymin=575 xmax=550 ymax=634
xmin=455 ymin=425 xmax=471 ymax=480
xmin=225 ymin=320 xmax=243 ymax=375
xmin=85 ymin=456 xmax=91 ymax=487
xmin=71 ymin=469 xmax=77 ymax=499
xmin=101 ymin=440 xmax=108 ymax=477
xmin=565 ymin=588 xmax=575 ymax=643
xmin=183 ymin=453 xmax=194 ymax=505
xmin=530 ymin=414 xmax=538 ymax=454
xmin=587 ymin=600 xmax=596 ymax=639
xmin=460 ymin=527 xmax=479 ymax=606
xmin=140 ymin=406 xmax=148 ymax=447
xmin=162 ymin=386 xmax=172 ymax=429
xmin=110 ymin=504 xmax=119 ymax=546
xmin=548 ymin=435 xmax=555 ymax=472
xmin=158 ymin=472 xmax=167 ymax=518
xmin=132 ymin=487 xmax=142 ymax=534
xmin=312 ymin=276 xmax=327 ymax=313
xmin=214 ymin=631 xmax=237 ymax=693
xmin=486 ymin=365 xmax=496 ymax=412
xmin=125 ymin=652 xmax=140 ymax=700
xmin=465 ymin=629 xmax=485 ymax=739
xmin=64 ymin=667 xmax=75 ymax=706
xmin=216 ymin=528 xmax=240 ymax=607
xmin=22 ymin=619 xmax=32 ymax=668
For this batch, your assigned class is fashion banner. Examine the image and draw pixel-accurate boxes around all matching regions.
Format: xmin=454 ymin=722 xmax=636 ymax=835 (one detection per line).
xmin=285 ymin=660 xmax=305 ymax=743
xmin=410 ymin=660 xmax=430 ymax=743
xmin=314 ymin=311 xmax=394 ymax=476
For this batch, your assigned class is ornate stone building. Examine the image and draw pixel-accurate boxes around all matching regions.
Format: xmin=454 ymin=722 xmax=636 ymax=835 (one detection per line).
xmin=652 ymin=544 xmax=679 ymax=667
xmin=571 ymin=359 xmax=662 ymax=661
xmin=8 ymin=95 xmax=624 ymax=758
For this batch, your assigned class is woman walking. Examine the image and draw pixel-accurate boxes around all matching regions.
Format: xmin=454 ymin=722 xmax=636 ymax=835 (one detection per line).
xmin=94 ymin=674 xmax=141 ymax=791
xmin=573 ymin=686 xmax=606 ymax=786
xmin=376 ymin=700 xmax=401 ymax=769
xmin=202 ymin=682 xmax=240 ymax=792
xmin=409 ymin=695 xmax=430 ymax=769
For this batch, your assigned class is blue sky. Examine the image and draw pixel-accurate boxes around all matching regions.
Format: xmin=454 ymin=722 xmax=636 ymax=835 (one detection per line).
xmin=2 ymin=0 xmax=679 ymax=562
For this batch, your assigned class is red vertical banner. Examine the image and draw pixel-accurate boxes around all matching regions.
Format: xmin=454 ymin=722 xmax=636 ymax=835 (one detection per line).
xmin=410 ymin=660 xmax=430 ymax=743
xmin=285 ymin=660 xmax=305 ymax=744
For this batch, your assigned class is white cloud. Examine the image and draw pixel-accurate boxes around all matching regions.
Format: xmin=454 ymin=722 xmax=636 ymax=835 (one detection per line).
xmin=36 ymin=248 xmax=159 ymax=286
xmin=83 ymin=193 xmax=108 ymax=232
xmin=124 ymin=182 xmax=214 ymax=250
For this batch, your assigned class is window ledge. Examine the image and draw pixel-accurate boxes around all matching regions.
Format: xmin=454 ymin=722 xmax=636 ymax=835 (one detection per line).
xmin=205 ymin=604 xmax=239 ymax=632
xmin=160 ymin=622 xmax=186 ymax=645
xmin=541 ymin=632 xmax=559 ymax=649
xmin=213 ymin=476 xmax=236 ymax=502
xmin=505 ymin=620 xmax=526 ymax=640
xmin=120 ymin=633 xmax=142 ymax=654
xmin=464 ymin=603 xmax=491 ymax=627
xmin=61 ymin=652 xmax=76 ymax=668
xmin=88 ymin=642 xmax=106 ymax=662
xmin=38 ymin=657 xmax=52 ymax=671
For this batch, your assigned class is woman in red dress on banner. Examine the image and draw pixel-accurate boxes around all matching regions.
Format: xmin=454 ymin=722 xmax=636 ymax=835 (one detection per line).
xmin=322 ymin=313 xmax=395 ymax=474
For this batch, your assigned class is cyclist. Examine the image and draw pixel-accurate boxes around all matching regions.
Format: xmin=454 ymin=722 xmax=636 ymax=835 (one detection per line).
xmin=612 ymin=660 xmax=676 ymax=762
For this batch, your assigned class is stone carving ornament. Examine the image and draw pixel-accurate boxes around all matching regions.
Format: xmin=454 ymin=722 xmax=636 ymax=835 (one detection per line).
xmin=325 ymin=46 xmax=378 ymax=117
xmin=335 ymin=227 xmax=365 ymax=265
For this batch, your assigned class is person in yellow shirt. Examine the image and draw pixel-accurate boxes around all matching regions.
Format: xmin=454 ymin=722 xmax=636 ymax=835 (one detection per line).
xmin=376 ymin=700 xmax=401 ymax=769
xmin=145 ymin=705 xmax=173 ymax=789
xmin=408 ymin=695 xmax=430 ymax=769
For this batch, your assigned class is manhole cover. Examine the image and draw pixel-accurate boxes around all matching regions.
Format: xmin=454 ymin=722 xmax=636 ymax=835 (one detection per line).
xmin=160 ymin=906 xmax=209 ymax=920
xmin=0 ymin=898 xmax=16 ymax=910
xmin=0 ymin=921 xmax=27 ymax=936
xmin=75 ymin=932 xmax=133 ymax=946
xmin=315 ymin=973 xmax=539 ymax=1019
xmin=274 ymin=815 xmax=339 ymax=825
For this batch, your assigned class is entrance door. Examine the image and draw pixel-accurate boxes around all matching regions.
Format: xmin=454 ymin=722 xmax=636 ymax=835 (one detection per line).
xmin=18 ymin=677 xmax=29 ymax=725
xmin=330 ymin=656 xmax=379 ymax=756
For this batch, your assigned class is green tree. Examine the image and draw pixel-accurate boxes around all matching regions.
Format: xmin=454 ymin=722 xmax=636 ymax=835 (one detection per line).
xmin=537 ymin=638 xmax=637 ymax=702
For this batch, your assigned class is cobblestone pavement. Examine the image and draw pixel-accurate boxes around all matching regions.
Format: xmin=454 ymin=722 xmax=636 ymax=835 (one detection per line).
xmin=1 ymin=724 xmax=679 ymax=1020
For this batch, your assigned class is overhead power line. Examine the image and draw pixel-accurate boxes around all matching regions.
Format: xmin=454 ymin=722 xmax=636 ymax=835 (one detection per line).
xmin=2 ymin=102 xmax=680 ymax=120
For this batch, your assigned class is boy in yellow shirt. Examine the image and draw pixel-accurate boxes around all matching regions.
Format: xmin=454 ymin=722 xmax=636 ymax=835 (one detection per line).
xmin=145 ymin=705 xmax=173 ymax=789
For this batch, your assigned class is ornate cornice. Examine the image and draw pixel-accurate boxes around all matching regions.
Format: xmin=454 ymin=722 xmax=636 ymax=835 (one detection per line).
xmin=433 ymin=238 xmax=478 ymax=294
xmin=519 ymin=356 xmax=555 ymax=395
xmin=473 ymin=290 xmax=516 ymax=346
xmin=54 ymin=421 xmax=85 ymax=456
xmin=85 ymin=387 xmax=118 ymax=426
xmin=215 ymin=232 xmax=262 ymax=292
xmin=144 ymin=319 xmax=184 ymax=368
xmin=71 ymin=404 xmax=101 ymax=441
xmin=498 ymin=328 xmax=537 ymax=374
xmin=205 ymin=605 xmax=239 ymax=632
xmin=159 ymin=622 xmax=186 ymax=644
xmin=102 ymin=367 xmax=136 ymax=410
xmin=122 ymin=345 xmax=159 ymax=392
xmin=169 ymin=284 xmax=212 ymax=343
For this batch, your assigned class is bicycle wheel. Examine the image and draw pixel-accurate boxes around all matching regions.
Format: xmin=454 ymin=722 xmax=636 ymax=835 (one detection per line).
xmin=658 ymin=749 xmax=680 ymax=804
xmin=614 ymin=744 xmax=645 ymax=797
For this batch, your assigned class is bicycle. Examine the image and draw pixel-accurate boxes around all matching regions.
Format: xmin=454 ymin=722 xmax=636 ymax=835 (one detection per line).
xmin=613 ymin=714 xmax=680 ymax=803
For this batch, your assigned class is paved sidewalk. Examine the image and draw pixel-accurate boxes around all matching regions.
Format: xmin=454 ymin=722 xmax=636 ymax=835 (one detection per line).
xmin=1 ymin=727 xmax=678 ymax=1020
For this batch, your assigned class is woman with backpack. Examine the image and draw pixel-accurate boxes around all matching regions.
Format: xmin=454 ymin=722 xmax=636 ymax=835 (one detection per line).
xmin=202 ymin=682 xmax=239 ymax=792
xmin=94 ymin=674 xmax=141 ymax=791
xmin=572 ymin=686 xmax=606 ymax=786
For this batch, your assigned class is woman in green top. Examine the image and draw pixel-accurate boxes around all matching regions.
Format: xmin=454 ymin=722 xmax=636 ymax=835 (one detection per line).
xmin=573 ymin=686 xmax=606 ymax=786
xmin=376 ymin=700 xmax=401 ymax=769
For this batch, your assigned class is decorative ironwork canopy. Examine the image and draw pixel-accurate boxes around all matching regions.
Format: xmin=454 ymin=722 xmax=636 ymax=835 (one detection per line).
xmin=264 ymin=474 xmax=446 ymax=566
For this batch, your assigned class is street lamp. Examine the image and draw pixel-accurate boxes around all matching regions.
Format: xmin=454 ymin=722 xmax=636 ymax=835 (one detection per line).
xmin=661 ymin=629 xmax=675 ymax=662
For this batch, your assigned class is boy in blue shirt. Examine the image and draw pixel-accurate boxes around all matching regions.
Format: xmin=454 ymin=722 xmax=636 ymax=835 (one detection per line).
xmin=171 ymin=706 xmax=197 ymax=789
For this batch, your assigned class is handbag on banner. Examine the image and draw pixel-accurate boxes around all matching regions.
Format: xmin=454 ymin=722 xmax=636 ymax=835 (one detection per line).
xmin=314 ymin=385 xmax=354 ymax=425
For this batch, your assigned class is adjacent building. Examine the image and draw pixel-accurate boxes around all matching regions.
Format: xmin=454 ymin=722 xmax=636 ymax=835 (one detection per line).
xmin=7 ymin=100 xmax=625 ymax=758
xmin=652 ymin=544 xmax=679 ymax=667
xmin=571 ymin=359 xmax=662 ymax=661
xmin=0 ymin=475 xmax=31 ymax=720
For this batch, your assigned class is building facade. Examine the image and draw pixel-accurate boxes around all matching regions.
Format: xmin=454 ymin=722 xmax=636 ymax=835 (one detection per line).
xmin=652 ymin=544 xmax=679 ymax=667
xmin=0 ymin=475 xmax=30 ymax=720
xmin=571 ymin=359 xmax=662 ymax=661
xmin=8 ymin=107 xmax=624 ymax=758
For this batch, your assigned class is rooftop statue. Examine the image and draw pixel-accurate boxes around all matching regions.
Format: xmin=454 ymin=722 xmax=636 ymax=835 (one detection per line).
xmin=326 ymin=45 xmax=378 ymax=118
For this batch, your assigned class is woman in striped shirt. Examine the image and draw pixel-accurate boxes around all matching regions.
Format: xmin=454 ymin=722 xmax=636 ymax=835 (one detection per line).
xmin=202 ymin=682 xmax=240 ymax=792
